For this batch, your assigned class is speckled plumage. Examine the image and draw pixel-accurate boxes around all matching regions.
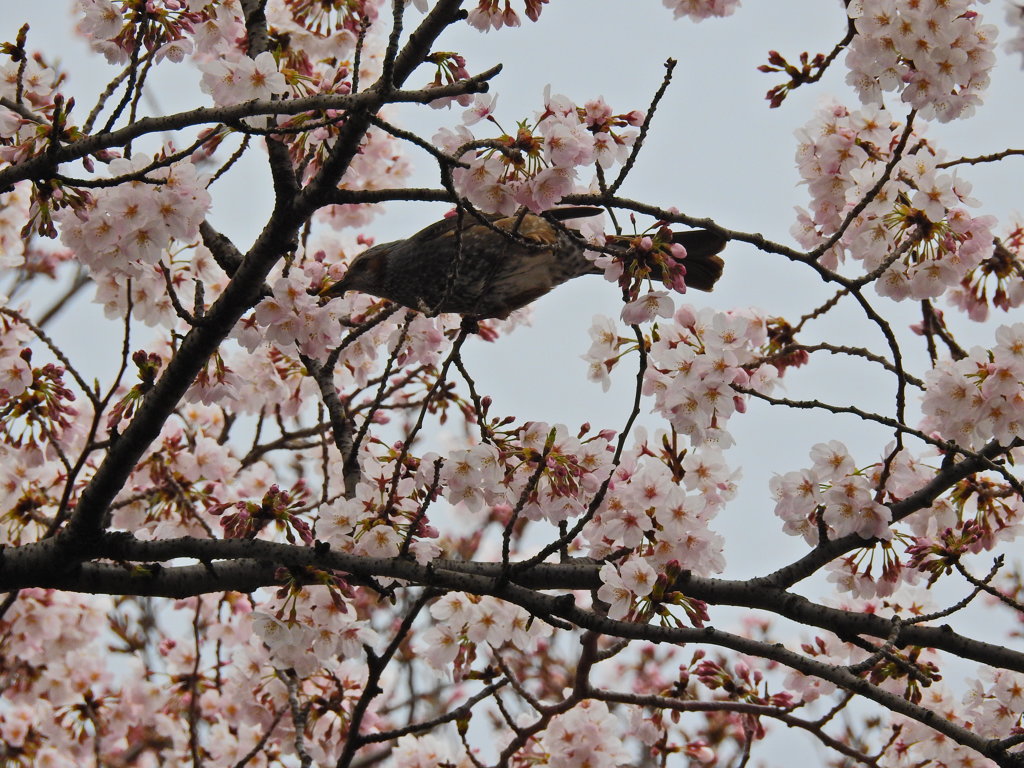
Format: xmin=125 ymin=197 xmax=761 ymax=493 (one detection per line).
xmin=323 ymin=208 xmax=726 ymax=319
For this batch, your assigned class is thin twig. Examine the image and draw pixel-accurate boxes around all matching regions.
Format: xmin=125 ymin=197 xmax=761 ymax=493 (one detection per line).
xmin=608 ymin=58 xmax=676 ymax=195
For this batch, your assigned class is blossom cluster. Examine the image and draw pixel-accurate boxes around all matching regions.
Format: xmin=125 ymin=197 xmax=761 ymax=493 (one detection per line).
xmin=0 ymin=304 xmax=34 ymax=400
xmin=252 ymin=590 xmax=381 ymax=678
xmin=641 ymin=305 xmax=777 ymax=445
xmin=48 ymin=155 xmax=210 ymax=331
xmin=0 ymin=312 xmax=80 ymax=478
xmin=948 ymin=219 xmax=1024 ymax=322
xmin=75 ymin=0 xmax=204 ymax=65
xmin=316 ymin=440 xmax=464 ymax=565
xmin=586 ymin=438 xmax=734 ymax=574
xmin=438 ymin=89 xmax=643 ymax=216
xmin=921 ymin=323 xmax=1024 ymax=450
xmin=0 ymin=589 xmax=124 ymax=767
xmin=465 ymin=0 xmax=549 ymax=30
xmin=661 ymin=0 xmax=741 ymax=21
xmin=55 ymin=154 xmax=211 ymax=277
xmin=76 ymin=0 xmax=365 ymax=109
xmin=436 ymin=421 xmax=615 ymax=524
xmin=778 ymin=433 xmax=1023 ymax=600
xmin=962 ymin=668 xmax=1024 ymax=739
xmin=1009 ymin=2 xmax=1024 ymax=65
xmin=845 ymin=0 xmax=997 ymax=122
xmin=253 ymin=272 xmax=349 ymax=359
xmin=538 ymin=700 xmax=630 ymax=768
xmin=887 ymin=675 xmax=1021 ymax=767
xmin=0 ymin=589 xmax=346 ymax=768
xmin=0 ymin=186 xmax=32 ymax=269
xmin=584 ymin=423 xmax=749 ymax=623
xmin=422 ymin=419 xmax=739 ymax=623
xmin=107 ymin=403 xmax=260 ymax=539
xmin=0 ymin=312 xmax=77 ymax=545
xmin=784 ymin=617 xmax=1018 ymax=767
xmin=0 ymin=57 xmax=65 ymax=166
xmin=416 ymin=592 xmax=553 ymax=674
xmin=583 ymin=304 xmax=778 ymax=619
xmin=771 ymin=440 xmax=893 ymax=545
xmin=792 ymin=101 xmax=996 ymax=305
xmin=199 ymin=50 xmax=288 ymax=106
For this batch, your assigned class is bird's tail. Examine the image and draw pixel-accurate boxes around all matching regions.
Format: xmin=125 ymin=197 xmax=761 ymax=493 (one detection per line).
xmin=602 ymin=229 xmax=727 ymax=292
xmin=669 ymin=230 xmax=727 ymax=291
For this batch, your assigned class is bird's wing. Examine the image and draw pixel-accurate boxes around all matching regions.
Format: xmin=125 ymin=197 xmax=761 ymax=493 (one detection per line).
xmin=409 ymin=213 xmax=560 ymax=255
xmin=490 ymin=214 xmax=560 ymax=246
xmin=403 ymin=213 xmax=491 ymax=245
xmin=404 ymin=207 xmax=602 ymax=247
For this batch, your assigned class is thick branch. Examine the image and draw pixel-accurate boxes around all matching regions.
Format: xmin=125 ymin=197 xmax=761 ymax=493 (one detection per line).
xmin=5 ymin=534 xmax=1022 ymax=677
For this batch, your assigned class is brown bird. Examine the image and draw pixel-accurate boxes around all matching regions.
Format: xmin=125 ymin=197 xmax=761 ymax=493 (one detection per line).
xmin=321 ymin=207 xmax=726 ymax=320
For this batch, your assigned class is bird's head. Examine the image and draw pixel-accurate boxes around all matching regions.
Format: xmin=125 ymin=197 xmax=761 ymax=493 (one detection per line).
xmin=320 ymin=242 xmax=392 ymax=300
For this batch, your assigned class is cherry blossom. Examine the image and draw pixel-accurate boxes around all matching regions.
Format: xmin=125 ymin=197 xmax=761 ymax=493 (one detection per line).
xmin=466 ymin=0 xmax=549 ymax=30
xmin=448 ymin=88 xmax=641 ymax=213
xmin=793 ymin=100 xmax=996 ymax=301
xmin=845 ymin=0 xmax=997 ymax=122
xmin=641 ymin=304 xmax=774 ymax=445
xmin=540 ymin=700 xmax=630 ymax=768
xmin=922 ymin=326 xmax=1024 ymax=450
xmin=199 ymin=50 xmax=288 ymax=106
xmin=773 ymin=441 xmax=894 ymax=545
xmin=621 ymin=290 xmax=674 ymax=324
xmin=1009 ymin=2 xmax=1024 ymax=65
xmin=662 ymin=0 xmax=741 ymax=21
xmin=55 ymin=154 xmax=211 ymax=282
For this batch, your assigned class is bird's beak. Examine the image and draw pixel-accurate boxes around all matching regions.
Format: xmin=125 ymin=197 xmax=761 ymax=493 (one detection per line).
xmin=318 ymin=276 xmax=351 ymax=301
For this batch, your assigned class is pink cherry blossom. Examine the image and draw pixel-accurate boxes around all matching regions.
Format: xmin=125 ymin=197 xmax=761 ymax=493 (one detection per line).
xmin=199 ymin=51 xmax=288 ymax=106
xmin=662 ymin=0 xmax=741 ymax=21
xmin=845 ymin=0 xmax=996 ymax=122
xmin=620 ymin=291 xmax=674 ymax=324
